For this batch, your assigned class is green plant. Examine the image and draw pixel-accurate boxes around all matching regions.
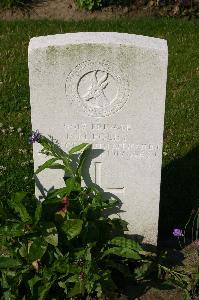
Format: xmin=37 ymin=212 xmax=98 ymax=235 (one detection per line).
xmin=0 ymin=132 xmax=198 ymax=299
xmin=159 ymin=264 xmax=199 ymax=300
xmin=0 ymin=133 xmax=155 ymax=299
xmin=76 ymin=0 xmax=103 ymax=10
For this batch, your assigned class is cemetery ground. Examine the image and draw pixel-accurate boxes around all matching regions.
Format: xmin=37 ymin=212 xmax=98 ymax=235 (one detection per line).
xmin=0 ymin=17 xmax=199 ymax=298
xmin=0 ymin=0 xmax=198 ymax=20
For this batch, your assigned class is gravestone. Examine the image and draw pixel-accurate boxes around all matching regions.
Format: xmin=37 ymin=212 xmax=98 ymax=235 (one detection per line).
xmin=29 ymin=32 xmax=168 ymax=244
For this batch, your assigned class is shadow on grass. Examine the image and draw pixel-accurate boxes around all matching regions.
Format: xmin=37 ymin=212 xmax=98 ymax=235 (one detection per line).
xmin=158 ymin=145 xmax=199 ymax=243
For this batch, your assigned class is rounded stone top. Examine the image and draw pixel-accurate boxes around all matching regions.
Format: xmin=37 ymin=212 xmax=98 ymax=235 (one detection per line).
xmin=29 ymin=32 xmax=167 ymax=52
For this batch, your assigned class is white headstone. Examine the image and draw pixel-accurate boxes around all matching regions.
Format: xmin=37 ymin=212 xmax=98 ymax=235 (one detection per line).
xmin=29 ymin=32 xmax=168 ymax=244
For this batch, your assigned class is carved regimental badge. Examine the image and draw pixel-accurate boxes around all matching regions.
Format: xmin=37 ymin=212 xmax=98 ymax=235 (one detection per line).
xmin=65 ymin=61 xmax=129 ymax=117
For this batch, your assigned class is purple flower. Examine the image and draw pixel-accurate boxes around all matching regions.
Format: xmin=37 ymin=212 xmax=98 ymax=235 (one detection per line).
xmin=28 ymin=130 xmax=40 ymax=144
xmin=173 ymin=228 xmax=184 ymax=237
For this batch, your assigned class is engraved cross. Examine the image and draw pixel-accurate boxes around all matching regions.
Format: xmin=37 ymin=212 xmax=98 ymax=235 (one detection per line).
xmin=94 ymin=162 xmax=124 ymax=194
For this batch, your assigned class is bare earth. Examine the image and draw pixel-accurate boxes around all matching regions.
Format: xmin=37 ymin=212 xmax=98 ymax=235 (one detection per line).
xmin=0 ymin=0 xmax=158 ymax=21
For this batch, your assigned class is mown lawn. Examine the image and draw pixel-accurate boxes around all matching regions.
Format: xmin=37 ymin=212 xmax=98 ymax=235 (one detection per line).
xmin=0 ymin=18 xmax=198 ymax=239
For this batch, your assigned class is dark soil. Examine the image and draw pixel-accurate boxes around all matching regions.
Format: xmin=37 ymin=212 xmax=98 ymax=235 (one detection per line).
xmin=0 ymin=0 xmax=196 ymax=21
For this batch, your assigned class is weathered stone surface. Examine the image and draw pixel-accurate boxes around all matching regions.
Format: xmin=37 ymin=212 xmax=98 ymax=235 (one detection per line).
xmin=29 ymin=32 xmax=168 ymax=244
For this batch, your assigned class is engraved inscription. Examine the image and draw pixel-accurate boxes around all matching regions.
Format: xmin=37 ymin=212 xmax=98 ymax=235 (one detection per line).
xmin=65 ymin=60 xmax=129 ymax=117
xmin=62 ymin=123 xmax=161 ymax=160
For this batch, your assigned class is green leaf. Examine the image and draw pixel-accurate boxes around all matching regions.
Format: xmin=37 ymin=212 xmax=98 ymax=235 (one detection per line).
xmin=19 ymin=243 xmax=28 ymax=258
xmin=48 ymin=162 xmax=73 ymax=175
xmin=102 ymin=247 xmax=141 ymax=260
xmin=0 ymin=257 xmax=21 ymax=269
xmin=48 ymin=163 xmax=66 ymax=170
xmin=52 ymin=255 xmax=69 ymax=273
xmin=28 ymin=238 xmax=48 ymax=262
xmin=62 ymin=219 xmax=83 ymax=240
xmin=111 ymin=218 xmax=128 ymax=231
xmin=69 ymin=263 xmax=82 ymax=274
xmin=34 ymin=201 xmax=42 ymax=225
xmin=38 ymin=282 xmax=53 ymax=300
xmin=35 ymin=158 xmax=59 ymax=175
xmin=0 ymin=272 xmax=12 ymax=300
xmin=108 ymin=236 xmax=143 ymax=252
xmin=39 ymin=136 xmax=69 ymax=160
xmin=11 ymin=191 xmax=27 ymax=202
xmin=1 ymin=272 xmax=9 ymax=289
xmin=45 ymin=187 xmax=68 ymax=201
xmin=76 ymin=144 xmax=91 ymax=177
xmin=43 ymin=224 xmax=58 ymax=246
xmin=58 ymin=281 xmax=66 ymax=289
xmin=73 ymin=246 xmax=92 ymax=262
xmin=9 ymin=192 xmax=31 ymax=223
xmin=66 ymin=281 xmax=83 ymax=298
xmin=65 ymin=177 xmax=81 ymax=193
xmin=95 ymin=283 xmax=103 ymax=298
xmin=28 ymin=275 xmax=41 ymax=295
xmin=134 ymin=261 xmax=153 ymax=280
xmin=69 ymin=143 xmax=90 ymax=155
xmin=0 ymin=223 xmax=25 ymax=237
xmin=67 ymin=274 xmax=79 ymax=282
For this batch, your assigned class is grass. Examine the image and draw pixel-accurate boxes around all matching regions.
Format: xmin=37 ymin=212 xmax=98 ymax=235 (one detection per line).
xmin=0 ymin=18 xmax=198 ymax=240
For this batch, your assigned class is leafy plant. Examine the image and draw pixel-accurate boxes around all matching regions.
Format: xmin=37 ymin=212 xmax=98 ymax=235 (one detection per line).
xmin=0 ymin=134 xmax=143 ymax=298
xmin=76 ymin=0 xmax=103 ymax=10
xmin=0 ymin=132 xmax=197 ymax=299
